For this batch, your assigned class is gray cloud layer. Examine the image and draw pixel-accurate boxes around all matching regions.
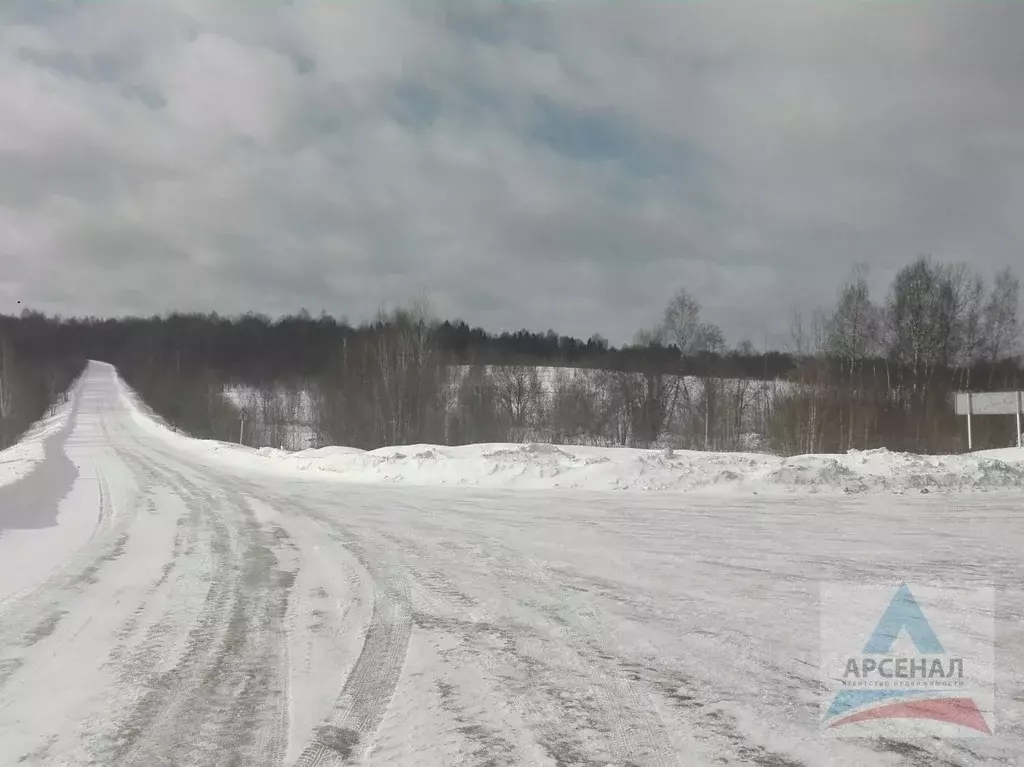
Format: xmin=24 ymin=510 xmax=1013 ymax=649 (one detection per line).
xmin=1 ymin=0 xmax=1022 ymax=345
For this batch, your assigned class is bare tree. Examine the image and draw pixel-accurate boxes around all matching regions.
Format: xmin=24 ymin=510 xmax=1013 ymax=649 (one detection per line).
xmin=549 ymin=369 xmax=603 ymax=444
xmin=627 ymin=368 xmax=679 ymax=448
xmin=449 ymin=364 xmax=506 ymax=444
xmin=372 ymin=302 xmax=447 ymax=446
xmin=784 ymin=306 xmax=832 ymax=453
xmin=822 ymin=264 xmax=883 ymax=450
xmin=609 ymin=371 xmax=639 ymax=446
xmin=0 ymin=334 xmax=13 ymax=448
xmin=656 ymin=289 xmax=725 ymax=355
xmin=981 ymin=267 xmax=1021 ymax=366
xmin=886 ymin=257 xmax=980 ymax=372
xmin=735 ymin=339 xmax=756 ymax=356
xmin=0 ymin=334 xmax=12 ymax=422
xmin=492 ymin=365 xmax=544 ymax=441
xmin=887 ymin=257 xmax=939 ymax=370
xmin=626 ymin=288 xmax=725 ymax=447
xmin=826 ymin=263 xmax=881 ymax=363
xmin=259 ymin=382 xmax=284 ymax=448
xmin=788 ymin=307 xmax=828 ymax=358
xmin=956 ymin=272 xmax=986 ymax=372
xmin=313 ymin=302 xmax=449 ymax=450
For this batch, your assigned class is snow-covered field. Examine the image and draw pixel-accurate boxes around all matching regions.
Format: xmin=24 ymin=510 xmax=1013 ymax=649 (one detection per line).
xmin=1 ymin=361 xmax=1023 ymax=765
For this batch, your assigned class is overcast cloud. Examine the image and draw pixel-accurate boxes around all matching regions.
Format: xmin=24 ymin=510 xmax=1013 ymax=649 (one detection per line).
xmin=1 ymin=0 xmax=1022 ymax=346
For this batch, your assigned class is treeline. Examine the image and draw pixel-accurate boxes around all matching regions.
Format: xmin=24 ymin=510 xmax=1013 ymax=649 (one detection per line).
xmin=0 ymin=313 xmax=86 ymax=449
xmin=1 ymin=255 xmax=1021 ymax=455
xmin=219 ymin=257 xmax=1023 ymax=454
xmin=24 ymin=307 xmax=797 ymax=381
xmin=780 ymin=258 xmax=1022 ymax=454
xmin=437 ymin=258 xmax=1022 ymax=455
xmin=0 ymin=304 xmax=801 ymax=448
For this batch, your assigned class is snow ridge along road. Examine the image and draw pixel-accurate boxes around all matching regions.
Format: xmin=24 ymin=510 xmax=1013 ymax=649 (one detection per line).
xmin=1 ymin=361 xmax=1023 ymax=766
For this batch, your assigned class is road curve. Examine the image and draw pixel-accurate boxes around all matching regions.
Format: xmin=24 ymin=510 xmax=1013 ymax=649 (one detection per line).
xmin=1 ymin=362 xmax=1022 ymax=766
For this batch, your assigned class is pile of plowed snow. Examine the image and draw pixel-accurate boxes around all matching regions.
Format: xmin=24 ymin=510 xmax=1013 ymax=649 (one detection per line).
xmin=240 ymin=442 xmax=1024 ymax=494
xmin=113 ymin=369 xmax=1024 ymax=495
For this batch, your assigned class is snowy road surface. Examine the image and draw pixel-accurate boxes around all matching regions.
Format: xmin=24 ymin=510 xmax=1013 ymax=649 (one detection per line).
xmin=1 ymin=362 xmax=1023 ymax=766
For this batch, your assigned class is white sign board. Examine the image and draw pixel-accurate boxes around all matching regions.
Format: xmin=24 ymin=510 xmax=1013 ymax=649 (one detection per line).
xmin=955 ymin=391 xmax=1023 ymax=416
xmin=954 ymin=391 xmax=1023 ymax=449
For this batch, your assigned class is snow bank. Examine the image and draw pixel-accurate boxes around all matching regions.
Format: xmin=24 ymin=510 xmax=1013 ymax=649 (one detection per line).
xmin=246 ymin=442 xmax=1024 ymax=495
xmin=108 ymin=363 xmax=1024 ymax=495
xmin=0 ymin=389 xmax=78 ymax=489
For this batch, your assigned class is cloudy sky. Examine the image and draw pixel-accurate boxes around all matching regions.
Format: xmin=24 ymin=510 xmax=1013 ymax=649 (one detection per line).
xmin=1 ymin=0 xmax=1022 ymax=346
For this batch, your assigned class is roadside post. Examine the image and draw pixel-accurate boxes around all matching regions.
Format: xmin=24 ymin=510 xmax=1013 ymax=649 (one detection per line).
xmin=954 ymin=391 xmax=1024 ymax=450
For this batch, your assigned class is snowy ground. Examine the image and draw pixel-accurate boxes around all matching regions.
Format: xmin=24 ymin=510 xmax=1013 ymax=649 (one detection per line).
xmin=0 ymin=361 xmax=1022 ymax=765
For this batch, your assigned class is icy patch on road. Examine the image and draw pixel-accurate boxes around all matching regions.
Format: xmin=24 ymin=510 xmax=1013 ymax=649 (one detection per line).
xmin=108 ymin=362 xmax=1024 ymax=495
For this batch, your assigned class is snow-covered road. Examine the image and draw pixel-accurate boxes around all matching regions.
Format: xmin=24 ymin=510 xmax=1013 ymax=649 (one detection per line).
xmin=1 ymin=362 xmax=1022 ymax=766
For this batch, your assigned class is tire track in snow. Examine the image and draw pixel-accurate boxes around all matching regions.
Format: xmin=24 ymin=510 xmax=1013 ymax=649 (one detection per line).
xmin=189 ymin=475 xmax=407 ymax=766
xmin=88 ymin=456 xmax=295 ymax=767
xmin=280 ymin=502 xmax=413 ymax=767
xmin=103 ymin=454 xmax=203 ymax=668
xmin=89 ymin=457 xmax=239 ymax=765
xmin=109 ymin=503 xmax=187 ymax=649
xmin=382 ymin=526 xmax=679 ymax=766
xmin=143 ymin=449 xmax=302 ymax=766
xmin=248 ymin=504 xmax=371 ymax=765
xmin=115 ymin=442 xmax=411 ymax=766
xmin=115 ymin=433 xmax=431 ymax=764
xmin=404 ymin=573 xmax=542 ymax=764
xmin=372 ymin=531 xmax=549 ymax=763
xmin=538 ymin=565 xmax=810 ymax=766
